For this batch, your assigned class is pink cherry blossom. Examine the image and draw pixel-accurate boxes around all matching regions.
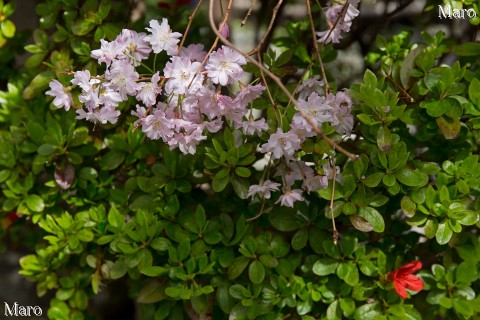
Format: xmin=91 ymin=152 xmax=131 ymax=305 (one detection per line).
xmin=247 ymin=180 xmax=281 ymax=199
xmin=276 ymin=189 xmax=304 ymax=207
xmin=115 ymin=29 xmax=152 ymax=66
xmin=292 ymin=92 xmax=332 ymax=133
xmin=163 ymin=56 xmax=203 ymax=95
xmin=46 ymin=80 xmax=74 ymax=111
xmin=136 ymin=72 xmax=161 ymax=107
xmin=205 ymin=45 xmax=246 ymax=86
xmin=105 ymin=60 xmax=140 ymax=100
xmin=144 ymin=18 xmax=182 ymax=56
xmin=260 ymin=128 xmax=302 ymax=159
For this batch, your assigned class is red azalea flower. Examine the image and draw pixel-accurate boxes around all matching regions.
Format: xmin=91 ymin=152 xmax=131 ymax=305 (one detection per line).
xmin=387 ymin=260 xmax=424 ymax=299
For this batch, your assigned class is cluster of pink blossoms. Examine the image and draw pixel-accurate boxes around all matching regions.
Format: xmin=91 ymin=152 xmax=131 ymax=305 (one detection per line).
xmin=248 ymin=76 xmax=353 ymax=207
xmin=317 ymin=0 xmax=360 ymax=44
xmin=46 ymin=14 xmax=354 ymax=208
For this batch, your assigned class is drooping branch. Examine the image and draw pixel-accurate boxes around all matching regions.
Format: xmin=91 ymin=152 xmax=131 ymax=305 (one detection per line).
xmin=208 ymin=0 xmax=358 ymax=161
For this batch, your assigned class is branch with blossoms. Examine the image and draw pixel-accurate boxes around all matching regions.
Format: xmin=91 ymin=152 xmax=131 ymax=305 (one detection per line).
xmin=45 ymin=0 xmax=359 ymax=210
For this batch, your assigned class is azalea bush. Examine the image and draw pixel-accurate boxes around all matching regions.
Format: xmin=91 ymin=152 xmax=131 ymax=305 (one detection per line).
xmin=2 ymin=0 xmax=480 ymax=319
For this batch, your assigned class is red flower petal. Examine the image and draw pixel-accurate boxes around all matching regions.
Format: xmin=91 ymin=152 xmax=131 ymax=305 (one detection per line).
xmin=403 ymin=274 xmax=424 ymax=291
xmin=388 ymin=260 xmax=424 ymax=299
xmin=393 ymin=280 xmax=408 ymax=299
xmin=397 ymin=261 xmax=422 ymax=274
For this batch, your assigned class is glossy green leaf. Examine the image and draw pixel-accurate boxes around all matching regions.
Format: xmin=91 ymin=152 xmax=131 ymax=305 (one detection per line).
xmin=312 ymin=257 xmax=339 ymax=276
xmin=1 ymin=19 xmax=15 ymax=38
xmin=26 ymin=194 xmax=45 ymax=212
xmin=436 ymin=219 xmax=453 ymax=245
xmin=358 ymin=207 xmax=384 ymax=232
xmin=248 ymin=260 xmax=265 ymax=284
xmin=394 ymin=168 xmax=428 ymax=187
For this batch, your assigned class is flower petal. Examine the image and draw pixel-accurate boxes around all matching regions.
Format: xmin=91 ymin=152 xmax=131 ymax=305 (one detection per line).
xmin=403 ymin=274 xmax=424 ymax=291
xmin=397 ymin=261 xmax=422 ymax=275
xmin=393 ymin=280 xmax=407 ymax=299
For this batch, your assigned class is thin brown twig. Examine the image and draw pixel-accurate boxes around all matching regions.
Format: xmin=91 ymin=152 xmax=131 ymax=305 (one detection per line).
xmin=329 ymin=157 xmax=339 ymax=245
xmin=257 ymin=52 xmax=282 ymax=127
xmin=384 ymin=73 xmax=415 ymax=103
xmin=257 ymin=54 xmax=275 ymax=106
xmin=247 ymin=0 xmax=284 ymax=56
xmin=320 ymin=2 xmax=350 ymax=45
xmin=241 ymin=0 xmax=257 ymax=27
xmin=208 ymin=0 xmax=358 ymax=162
xmin=177 ymin=0 xmax=204 ymax=54
xmin=306 ymin=0 xmax=330 ymax=93
xmin=246 ymin=199 xmax=266 ymax=221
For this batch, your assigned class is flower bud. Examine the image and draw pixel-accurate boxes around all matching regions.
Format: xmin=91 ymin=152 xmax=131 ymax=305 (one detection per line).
xmin=219 ymin=23 xmax=230 ymax=39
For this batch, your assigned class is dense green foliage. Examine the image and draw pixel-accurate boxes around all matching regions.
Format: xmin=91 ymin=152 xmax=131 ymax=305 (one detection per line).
xmin=2 ymin=0 xmax=480 ymax=319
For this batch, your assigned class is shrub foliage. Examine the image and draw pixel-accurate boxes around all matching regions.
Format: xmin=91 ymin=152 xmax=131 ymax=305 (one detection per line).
xmin=1 ymin=0 xmax=480 ymax=319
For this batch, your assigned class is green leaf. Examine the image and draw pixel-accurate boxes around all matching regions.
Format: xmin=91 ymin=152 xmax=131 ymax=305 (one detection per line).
xmin=231 ymin=175 xmax=249 ymax=199
xmin=38 ymin=144 xmax=57 ymax=156
xmin=358 ymin=207 xmax=384 ymax=232
xmin=269 ymin=207 xmax=303 ymax=231
xmin=437 ymin=116 xmax=461 ymax=140
xmin=1 ymin=19 xmax=15 ymax=38
xmin=401 ymin=196 xmax=416 ymax=217
xmin=312 ymin=257 xmax=339 ymax=276
xmin=350 ymin=215 xmax=374 ymax=232
xmin=363 ymin=69 xmax=378 ymax=88
xmin=394 ymin=168 xmax=428 ymax=187
xmin=453 ymin=300 xmax=474 ymax=318
xmin=377 ymin=126 xmax=392 ymax=151
xmin=469 ymin=78 xmax=480 ymax=106
xmin=26 ymin=194 xmax=45 ymax=212
xmin=453 ymin=42 xmax=480 ymax=56
xmin=71 ymin=19 xmax=95 ymax=36
xmin=108 ymin=207 xmax=124 ymax=229
xmin=248 ymin=260 xmax=265 ymax=284
xmin=235 ymin=167 xmax=251 ymax=177
xmin=56 ymin=288 xmax=75 ymax=301
xmin=382 ymin=173 xmax=396 ymax=187
xmin=77 ymin=229 xmax=94 ymax=242
xmin=24 ymin=53 xmax=46 ymax=68
xmin=194 ymin=205 xmax=206 ymax=231
xmin=362 ymin=172 xmax=384 ymax=187
xmin=421 ymin=100 xmax=447 ymax=117
xmin=401 ymin=47 xmax=423 ymax=89
xmin=291 ymin=228 xmax=308 ymax=250
xmin=23 ymin=71 xmax=55 ymax=100
xmin=110 ymin=260 xmax=128 ymax=279
xmin=191 ymin=294 xmax=208 ymax=315
xmin=337 ymin=262 xmax=359 ymax=286
xmin=99 ymin=151 xmax=125 ymax=170
xmin=258 ymin=254 xmax=278 ymax=268
xmin=212 ymin=174 xmax=229 ymax=192
xmin=340 ymin=298 xmax=356 ymax=317
xmin=150 ymin=237 xmax=170 ymax=252
xmin=137 ymin=281 xmax=167 ymax=303
xmin=436 ymin=219 xmax=453 ymax=245
xmin=79 ymin=167 xmax=97 ymax=181
xmin=354 ymin=303 xmax=381 ymax=320
xmin=177 ymin=238 xmax=191 ymax=261
xmin=228 ymin=256 xmax=250 ymax=280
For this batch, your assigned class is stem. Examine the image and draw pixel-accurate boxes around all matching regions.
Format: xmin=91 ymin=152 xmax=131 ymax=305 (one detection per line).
xmin=247 ymin=0 xmax=284 ymax=56
xmin=384 ymin=73 xmax=415 ymax=103
xmin=306 ymin=0 xmax=330 ymax=93
xmin=241 ymin=0 xmax=257 ymax=27
xmin=177 ymin=0 xmax=204 ymax=54
xmin=329 ymin=158 xmax=339 ymax=245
